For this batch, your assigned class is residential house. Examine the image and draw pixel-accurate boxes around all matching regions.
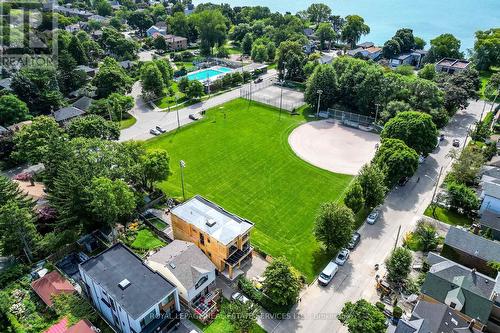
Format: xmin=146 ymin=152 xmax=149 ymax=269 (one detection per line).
xmin=76 ymin=65 xmax=98 ymax=78
xmin=146 ymin=240 xmax=219 ymax=323
xmin=184 ymin=3 xmax=195 ymax=15
xmin=388 ymin=299 xmax=481 ymax=333
xmin=65 ymin=23 xmax=82 ymax=33
xmin=436 ymin=58 xmax=471 ymax=74
xmin=480 ymin=181 xmax=500 ymax=213
xmin=79 ymin=243 xmax=181 ymax=333
xmin=89 ymin=15 xmax=108 ymax=23
xmin=31 ymin=270 xmax=75 ymax=307
xmin=72 ymin=96 xmax=94 ymax=112
xmin=347 ymin=46 xmax=382 ymax=60
xmin=147 ymin=25 xmax=167 ymax=38
xmin=44 ymin=318 xmax=97 ymax=333
xmin=421 ymin=253 xmax=500 ymax=332
xmin=53 ymin=106 xmax=86 ymax=125
xmin=442 ymin=226 xmax=500 ymax=276
xmin=171 ymin=195 xmax=254 ymax=280
xmin=357 ymin=42 xmax=375 ymax=49
xmin=164 ymin=35 xmax=188 ymax=51
xmin=120 ymin=60 xmax=135 ymax=70
xmin=479 ymin=209 xmax=500 ymax=240
xmin=54 ymin=5 xmax=93 ymax=19
xmin=303 ymin=28 xmax=315 ymax=39
xmin=390 ymin=50 xmax=427 ymax=68
xmin=109 ymin=0 xmax=121 ymax=10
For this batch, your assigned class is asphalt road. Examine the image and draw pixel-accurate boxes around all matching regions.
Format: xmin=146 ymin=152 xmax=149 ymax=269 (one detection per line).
xmin=119 ymin=71 xmax=277 ymax=142
xmin=267 ymin=100 xmax=486 ymax=333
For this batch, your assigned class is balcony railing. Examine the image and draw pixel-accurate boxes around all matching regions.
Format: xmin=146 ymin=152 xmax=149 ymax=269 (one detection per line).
xmin=189 ymin=289 xmax=221 ymax=324
xmin=225 ymin=245 xmax=253 ymax=266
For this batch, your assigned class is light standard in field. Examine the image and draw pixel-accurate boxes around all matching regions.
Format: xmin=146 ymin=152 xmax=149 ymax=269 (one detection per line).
xmin=316 ymin=89 xmax=323 ymax=118
xmin=279 ymin=62 xmax=287 ymax=119
xmin=180 ymin=160 xmax=186 ymax=201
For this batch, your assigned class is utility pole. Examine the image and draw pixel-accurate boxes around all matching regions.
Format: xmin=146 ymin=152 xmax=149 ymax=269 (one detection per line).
xmin=461 ymin=124 xmax=472 ymax=155
xmin=431 ymin=166 xmax=444 ymax=218
xmin=279 ymin=80 xmax=284 ymax=119
xmin=180 ymin=160 xmax=186 ymax=201
xmin=394 ymin=225 xmax=401 ymax=251
xmin=316 ymin=90 xmax=323 ymax=118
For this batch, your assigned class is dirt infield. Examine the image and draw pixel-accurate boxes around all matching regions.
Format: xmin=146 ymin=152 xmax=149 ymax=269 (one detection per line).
xmin=288 ymin=120 xmax=380 ymax=175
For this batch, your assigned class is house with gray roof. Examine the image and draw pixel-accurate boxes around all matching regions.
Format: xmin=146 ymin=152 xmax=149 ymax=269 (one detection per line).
xmin=72 ymin=96 xmax=94 ymax=112
xmin=53 ymin=106 xmax=85 ymax=125
xmin=480 ymin=181 xmax=500 ymax=214
xmin=146 ymin=241 xmax=219 ymax=323
xmin=388 ymin=300 xmax=481 ymax=333
xmin=479 ymin=209 xmax=500 ymax=240
xmin=0 ymin=78 xmax=12 ymax=91
xmin=420 ymin=253 xmax=500 ymax=331
xmin=443 ymin=226 xmax=500 ymax=275
xmin=79 ymin=243 xmax=181 ymax=333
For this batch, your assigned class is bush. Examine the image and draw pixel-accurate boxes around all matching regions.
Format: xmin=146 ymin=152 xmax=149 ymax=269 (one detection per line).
xmin=0 ymin=264 xmax=29 ymax=289
xmin=392 ymin=306 xmax=403 ymax=319
xmin=375 ymin=302 xmax=385 ymax=311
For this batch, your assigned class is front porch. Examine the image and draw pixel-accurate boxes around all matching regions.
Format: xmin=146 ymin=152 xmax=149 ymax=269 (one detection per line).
xmin=189 ymin=288 xmax=222 ymax=324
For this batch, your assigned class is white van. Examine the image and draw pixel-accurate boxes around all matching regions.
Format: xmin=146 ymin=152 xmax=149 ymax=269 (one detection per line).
xmin=318 ymin=261 xmax=339 ymax=286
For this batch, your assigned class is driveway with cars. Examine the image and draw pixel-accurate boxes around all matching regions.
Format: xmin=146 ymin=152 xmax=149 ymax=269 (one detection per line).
xmin=119 ymin=70 xmax=277 ymax=142
xmin=270 ymin=100 xmax=486 ymax=333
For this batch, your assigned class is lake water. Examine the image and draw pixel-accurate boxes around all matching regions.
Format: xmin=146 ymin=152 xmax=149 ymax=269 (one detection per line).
xmin=193 ymin=0 xmax=500 ymax=50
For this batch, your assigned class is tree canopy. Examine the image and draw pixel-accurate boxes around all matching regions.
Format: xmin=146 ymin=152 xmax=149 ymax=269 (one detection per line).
xmin=385 ymin=247 xmax=412 ymax=285
xmin=0 ymin=94 xmax=30 ymax=127
xmin=338 ymin=299 xmax=387 ymax=333
xmin=66 ymin=115 xmax=120 ymax=140
xmin=374 ymin=138 xmax=419 ymax=187
xmin=341 ymin=15 xmax=370 ymax=48
xmin=473 ymin=28 xmax=500 ymax=71
xmin=262 ymin=257 xmax=301 ymax=306
xmin=314 ymin=202 xmax=354 ymax=252
xmin=425 ymin=33 xmax=463 ymax=63
xmin=357 ymin=164 xmax=387 ymax=208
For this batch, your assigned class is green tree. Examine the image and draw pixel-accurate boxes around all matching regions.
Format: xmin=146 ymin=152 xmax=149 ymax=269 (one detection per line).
xmin=374 ymin=138 xmax=419 ymax=187
xmin=473 ymin=28 xmax=500 ymax=71
xmin=316 ymin=22 xmax=336 ymax=50
xmin=0 ymin=200 xmax=39 ymax=261
xmin=306 ymin=3 xmax=331 ymax=24
xmin=276 ymin=40 xmax=306 ymax=80
xmin=382 ymin=39 xmax=401 ymax=59
xmin=344 ymin=182 xmax=364 ymax=213
xmin=357 ymin=164 xmax=387 ymax=208
xmin=0 ymin=175 xmax=34 ymax=209
xmin=393 ymin=28 xmax=415 ymax=53
xmin=418 ymin=64 xmax=436 ymax=80
xmin=251 ymin=44 xmax=268 ymax=62
xmin=314 ymin=202 xmax=354 ymax=251
xmin=379 ymin=100 xmax=412 ymax=123
xmin=153 ymin=35 xmax=167 ymax=52
xmin=241 ymin=33 xmax=254 ymax=55
xmin=447 ymin=146 xmax=485 ymax=185
xmin=67 ymin=115 xmax=120 ymax=140
xmin=414 ymin=36 xmax=426 ymax=50
xmin=266 ymin=42 xmax=276 ymax=62
xmin=93 ymin=57 xmax=132 ymax=98
xmin=193 ymin=10 xmax=229 ymax=55
xmin=262 ymin=257 xmax=301 ymax=306
xmin=341 ymin=15 xmax=370 ymax=48
xmin=12 ymin=116 xmax=64 ymax=164
xmin=95 ymin=0 xmax=112 ymax=16
xmin=425 ymin=33 xmax=463 ymax=63
xmin=128 ymin=11 xmax=154 ymax=36
xmin=382 ymin=111 xmax=438 ymax=155
xmin=447 ymin=181 xmax=480 ymax=215
xmin=186 ymin=81 xmax=204 ymax=100
xmin=141 ymin=62 xmax=165 ymax=99
xmin=137 ymin=149 xmax=170 ymax=191
xmin=415 ymin=221 xmax=438 ymax=252
xmin=154 ymin=59 xmax=174 ymax=85
xmin=385 ymin=247 xmax=412 ymax=284
xmin=88 ymin=93 xmax=134 ymax=121
xmin=226 ymin=300 xmax=260 ymax=333
xmin=87 ymin=177 xmax=136 ymax=227
xmin=0 ymin=94 xmax=30 ymax=127
xmin=304 ymin=64 xmax=338 ymax=111
xmin=68 ymin=35 xmax=88 ymax=65
xmin=338 ymin=299 xmax=386 ymax=333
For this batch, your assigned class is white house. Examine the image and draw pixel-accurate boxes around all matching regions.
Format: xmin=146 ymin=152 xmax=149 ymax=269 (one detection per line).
xmin=79 ymin=243 xmax=181 ymax=333
xmin=480 ymin=181 xmax=500 ymax=214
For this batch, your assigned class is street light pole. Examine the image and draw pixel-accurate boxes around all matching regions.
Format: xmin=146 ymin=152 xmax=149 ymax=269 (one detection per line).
xmin=431 ymin=166 xmax=444 ymax=218
xmin=180 ymin=160 xmax=186 ymax=201
xmin=316 ymin=90 xmax=323 ymax=118
xmin=279 ymin=79 xmax=284 ymax=119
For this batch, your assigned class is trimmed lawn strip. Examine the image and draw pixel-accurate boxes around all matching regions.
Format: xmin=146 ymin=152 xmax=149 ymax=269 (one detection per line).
xmin=424 ymin=205 xmax=472 ymax=227
xmin=144 ymin=99 xmax=353 ymax=281
xmin=119 ymin=115 xmax=137 ymax=129
xmin=131 ymin=229 xmax=165 ymax=249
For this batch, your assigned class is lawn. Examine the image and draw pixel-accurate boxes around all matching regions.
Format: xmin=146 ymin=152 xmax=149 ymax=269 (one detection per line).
xmin=131 ymin=229 xmax=166 ymax=250
xmin=119 ymin=115 xmax=136 ymax=129
xmin=192 ymin=300 xmax=266 ymax=333
xmin=424 ymin=205 xmax=472 ymax=226
xmin=155 ymin=82 xmax=187 ymax=109
xmin=149 ymin=217 xmax=168 ymax=230
xmin=144 ymin=99 xmax=353 ymax=281
xmin=480 ymin=67 xmax=499 ymax=100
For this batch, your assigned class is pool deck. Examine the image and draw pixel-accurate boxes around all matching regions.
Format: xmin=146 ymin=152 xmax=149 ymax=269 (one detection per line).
xmin=187 ymin=66 xmax=233 ymax=83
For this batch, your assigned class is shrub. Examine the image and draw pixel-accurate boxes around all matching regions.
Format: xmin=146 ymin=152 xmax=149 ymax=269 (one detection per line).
xmin=0 ymin=264 xmax=29 ymax=289
xmin=238 ymin=277 xmax=292 ymax=316
xmin=393 ymin=306 xmax=403 ymax=319
xmin=375 ymin=302 xmax=385 ymax=311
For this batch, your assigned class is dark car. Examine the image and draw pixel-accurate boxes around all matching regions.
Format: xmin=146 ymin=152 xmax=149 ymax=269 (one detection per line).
xmin=348 ymin=232 xmax=361 ymax=250
xmin=452 ymin=139 xmax=460 ymax=147
xmin=189 ymin=113 xmax=201 ymax=121
xmin=398 ymin=177 xmax=409 ymax=186
xmin=254 ymin=77 xmax=263 ymax=84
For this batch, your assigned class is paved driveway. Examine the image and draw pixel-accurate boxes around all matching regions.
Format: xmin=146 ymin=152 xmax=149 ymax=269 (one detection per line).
xmin=269 ymin=100 xmax=485 ymax=333
xmin=120 ymin=70 xmax=277 ymax=142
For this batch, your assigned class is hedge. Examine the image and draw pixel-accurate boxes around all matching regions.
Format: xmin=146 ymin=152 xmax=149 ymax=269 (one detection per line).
xmin=238 ymin=277 xmax=292 ymax=317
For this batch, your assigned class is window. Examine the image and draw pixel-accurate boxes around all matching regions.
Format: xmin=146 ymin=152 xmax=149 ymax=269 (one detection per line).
xmin=109 ymin=298 xmax=115 ymax=310
xmin=101 ymin=297 xmax=111 ymax=308
xmin=140 ymin=309 xmax=157 ymax=328
xmin=161 ymin=293 xmax=174 ymax=306
xmin=450 ymin=302 xmax=457 ymax=309
xmin=195 ymin=276 xmax=209 ymax=290
xmin=200 ymin=233 xmax=205 ymax=245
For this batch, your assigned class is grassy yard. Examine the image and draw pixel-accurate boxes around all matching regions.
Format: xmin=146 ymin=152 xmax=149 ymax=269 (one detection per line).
xmin=131 ymin=229 xmax=165 ymax=250
xmin=144 ymin=99 xmax=353 ymax=281
xmin=193 ymin=300 xmax=266 ymax=333
xmin=119 ymin=115 xmax=137 ymax=129
xmin=175 ymin=61 xmax=196 ymax=71
xmin=424 ymin=205 xmax=472 ymax=226
xmin=155 ymin=82 xmax=187 ymax=109
xmin=480 ymin=67 xmax=499 ymax=100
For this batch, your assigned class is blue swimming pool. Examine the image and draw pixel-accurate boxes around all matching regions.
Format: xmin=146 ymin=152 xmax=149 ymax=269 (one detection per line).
xmin=187 ymin=67 xmax=232 ymax=81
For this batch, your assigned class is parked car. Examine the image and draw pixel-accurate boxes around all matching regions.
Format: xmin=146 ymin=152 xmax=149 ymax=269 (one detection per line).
xmin=156 ymin=126 xmax=166 ymax=133
xmin=453 ymin=139 xmax=460 ymax=147
xmin=335 ymin=248 xmax=350 ymax=265
xmin=439 ymin=134 xmax=445 ymax=141
xmin=318 ymin=261 xmax=339 ymax=286
xmin=366 ymin=208 xmax=381 ymax=225
xmin=189 ymin=113 xmax=201 ymax=121
xmin=254 ymin=77 xmax=263 ymax=84
xmin=348 ymin=232 xmax=361 ymax=250
xmin=398 ymin=177 xmax=409 ymax=186
xmin=231 ymin=292 xmax=250 ymax=304
xmin=150 ymin=128 xmax=161 ymax=136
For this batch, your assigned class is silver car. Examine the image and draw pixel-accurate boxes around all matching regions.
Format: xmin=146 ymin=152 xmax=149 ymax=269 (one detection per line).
xmin=150 ymin=128 xmax=161 ymax=136
xmin=231 ymin=292 xmax=250 ymax=304
xmin=366 ymin=208 xmax=380 ymax=225
xmin=335 ymin=248 xmax=350 ymax=265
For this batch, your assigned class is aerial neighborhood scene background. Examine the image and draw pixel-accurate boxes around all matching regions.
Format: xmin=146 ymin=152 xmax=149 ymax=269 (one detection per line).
xmin=0 ymin=0 xmax=499 ymax=332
